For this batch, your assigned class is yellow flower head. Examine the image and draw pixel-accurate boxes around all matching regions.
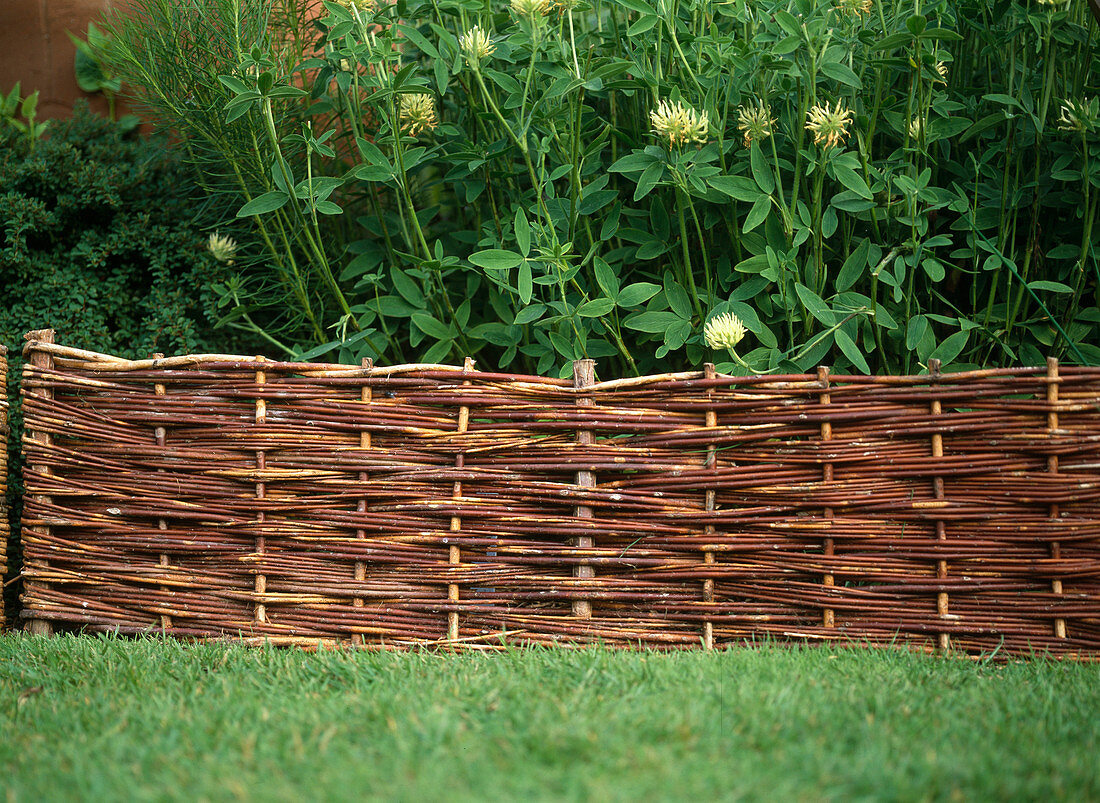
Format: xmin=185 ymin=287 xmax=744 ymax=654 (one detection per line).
xmin=399 ymin=93 xmax=438 ymax=136
xmin=460 ymin=25 xmax=495 ymax=64
xmin=806 ymin=101 xmax=855 ymax=149
xmin=511 ymin=0 xmax=552 ymax=18
xmin=736 ymin=101 xmax=777 ymax=147
xmin=704 ymin=312 xmax=747 ymax=351
xmin=207 ymin=232 xmax=238 ymax=265
xmin=650 ymin=99 xmax=709 ymax=149
xmin=934 ymin=61 xmax=949 ymax=85
xmin=1057 ymin=97 xmax=1098 ymax=134
xmin=337 ymin=0 xmax=373 ymax=17
xmin=908 ymin=116 xmax=925 ymax=140
xmin=836 ymin=0 xmax=873 ymax=16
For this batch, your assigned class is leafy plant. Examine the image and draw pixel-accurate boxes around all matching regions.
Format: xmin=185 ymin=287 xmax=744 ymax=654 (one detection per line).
xmin=1 ymin=83 xmax=49 ymax=149
xmin=99 ymin=0 xmax=1100 ymax=375
xmin=67 ymin=21 xmax=139 ymax=131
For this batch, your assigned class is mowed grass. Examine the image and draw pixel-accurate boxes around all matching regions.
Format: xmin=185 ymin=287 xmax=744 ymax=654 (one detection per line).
xmin=1 ymin=635 xmax=1098 ymax=801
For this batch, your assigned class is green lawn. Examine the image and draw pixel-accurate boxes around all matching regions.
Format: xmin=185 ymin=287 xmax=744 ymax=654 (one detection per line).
xmin=1 ymin=635 xmax=1097 ymax=801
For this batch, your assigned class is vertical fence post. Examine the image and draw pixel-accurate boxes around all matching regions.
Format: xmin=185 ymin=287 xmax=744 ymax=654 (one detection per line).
xmin=702 ymin=364 xmax=718 ymax=649
xmin=22 ymin=329 xmax=54 ymax=636
xmin=152 ymin=354 xmax=172 ymax=634
xmin=0 ymin=345 xmax=7 ymax=632
xmin=1046 ymin=357 xmax=1067 ymax=639
xmin=253 ymin=356 xmax=268 ymax=628
xmin=928 ymin=359 xmax=950 ymax=653
xmin=817 ymin=366 xmax=835 ymax=630
xmin=447 ymin=357 xmax=475 ymax=643
xmin=352 ymin=358 xmax=373 ymax=648
xmin=572 ymin=359 xmax=596 ymax=620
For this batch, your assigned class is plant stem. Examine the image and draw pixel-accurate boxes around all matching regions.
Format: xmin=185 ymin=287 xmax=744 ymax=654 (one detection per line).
xmin=675 ymin=186 xmax=704 ymax=320
xmin=261 ymin=97 xmax=354 ymax=326
xmin=471 ymin=66 xmax=555 ymax=237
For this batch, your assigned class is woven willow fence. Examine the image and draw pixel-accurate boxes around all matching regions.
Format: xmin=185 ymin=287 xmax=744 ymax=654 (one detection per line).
xmin=17 ymin=330 xmax=1100 ymax=656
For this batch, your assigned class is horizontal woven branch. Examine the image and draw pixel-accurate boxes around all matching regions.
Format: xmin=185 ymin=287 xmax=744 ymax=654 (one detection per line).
xmin=18 ymin=330 xmax=1100 ymax=656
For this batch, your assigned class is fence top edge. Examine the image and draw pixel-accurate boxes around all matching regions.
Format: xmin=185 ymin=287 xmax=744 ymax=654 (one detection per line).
xmin=20 ymin=334 xmax=1095 ymax=390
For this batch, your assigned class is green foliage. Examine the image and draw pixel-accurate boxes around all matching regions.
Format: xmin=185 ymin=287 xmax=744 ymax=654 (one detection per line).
xmin=0 ymin=102 xmax=232 ymax=615
xmin=66 ymin=21 xmax=139 ymax=130
xmin=0 ymin=102 xmax=228 ymax=357
xmin=100 ymin=0 xmax=1100 ymax=375
xmin=68 ymin=22 xmax=122 ymax=96
xmin=1 ymin=83 xmax=49 ymax=149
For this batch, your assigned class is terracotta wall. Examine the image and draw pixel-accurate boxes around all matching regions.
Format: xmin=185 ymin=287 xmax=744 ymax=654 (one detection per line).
xmin=0 ymin=0 xmax=126 ymax=119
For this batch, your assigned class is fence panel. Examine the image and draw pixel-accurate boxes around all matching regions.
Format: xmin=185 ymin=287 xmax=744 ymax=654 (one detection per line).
xmin=18 ymin=331 xmax=1100 ymax=655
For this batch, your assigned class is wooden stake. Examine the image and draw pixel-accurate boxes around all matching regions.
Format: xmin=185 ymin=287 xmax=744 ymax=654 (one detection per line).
xmin=702 ymin=364 xmax=718 ymax=649
xmin=572 ymin=359 xmax=596 ymax=620
xmin=818 ymin=366 xmax=835 ymax=629
xmin=352 ymin=358 xmax=373 ymax=648
xmin=22 ymin=329 xmax=54 ymax=636
xmin=447 ymin=357 xmax=475 ymax=643
xmin=153 ymin=353 xmax=172 ymax=633
xmin=928 ymin=359 xmax=950 ymax=653
xmin=253 ymin=357 xmax=267 ymax=627
xmin=1047 ymin=357 xmax=1067 ymax=639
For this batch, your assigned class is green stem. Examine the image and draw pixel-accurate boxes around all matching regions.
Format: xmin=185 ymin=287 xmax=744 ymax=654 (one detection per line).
xmin=1007 ymin=135 xmax=1045 ymax=336
xmin=237 ymin=311 xmax=296 ymax=356
xmin=869 ymin=247 xmax=901 ymax=372
xmin=768 ymin=133 xmax=792 ymax=238
xmin=604 ymin=316 xmax=640 ymax=376
xmin=788 ymin=309 xmax=870 ymax=365
xmin=566 ymin=9 xmax=582 ymax=79
xmin=791 ymin=76 xmax=809 ymax=218
xmin=811 ymin=156 xmax=826 ymax=296
xmin=675 ymin=185 xmax=704 ymax=320
xmin=1059 ymin=146 xmax=1098 ymax=357
xmin=471 ymin=66 xmax=554 ymax=236
xmin=682 ymin=189 xmax=713 ymax=305
xmin=261 ymin=97 xmax=354 ymax=325
xmin=664 ymin=16 xmax=704 ymax=98
xmin=519 ymin=27 xmax=540 ymax=122
xmin=389 ymin=99 xmax=473 ymax=356
xmin=229 ymin=155 xmax=322 ymax=342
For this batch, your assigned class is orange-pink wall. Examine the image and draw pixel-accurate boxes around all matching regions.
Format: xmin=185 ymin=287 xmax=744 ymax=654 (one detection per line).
xmin=0 ymin=0 xmax=127 ymax=119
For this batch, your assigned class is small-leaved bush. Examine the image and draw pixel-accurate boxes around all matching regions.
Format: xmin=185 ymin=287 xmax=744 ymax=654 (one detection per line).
xmin=0 ymin=103 xmax=228 ymax=355
xmin=100 ymin=0 xmax=1100 ymax=376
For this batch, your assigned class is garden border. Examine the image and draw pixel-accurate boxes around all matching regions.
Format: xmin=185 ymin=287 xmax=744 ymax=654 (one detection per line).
xmin=17 ymin=330 xmax=1100 ymax=656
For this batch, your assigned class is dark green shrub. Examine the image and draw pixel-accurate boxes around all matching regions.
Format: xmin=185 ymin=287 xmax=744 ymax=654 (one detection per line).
xmin=0 ymin=102 xmax=227 ymax=355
